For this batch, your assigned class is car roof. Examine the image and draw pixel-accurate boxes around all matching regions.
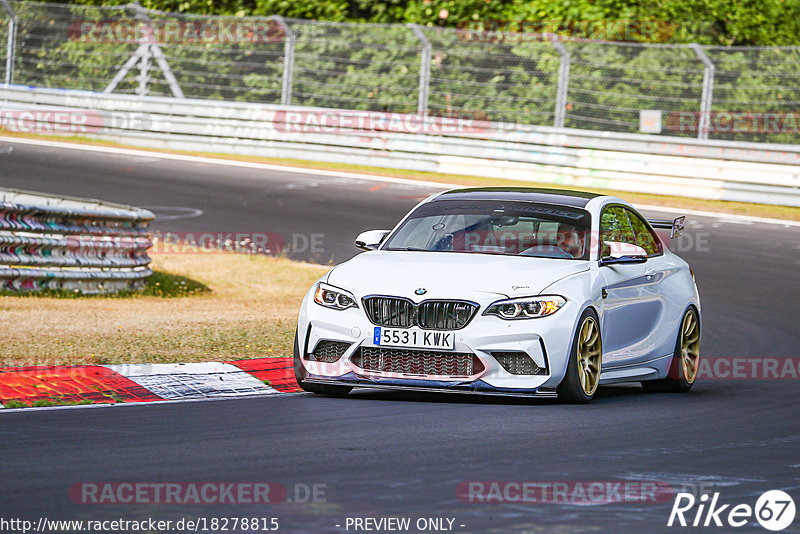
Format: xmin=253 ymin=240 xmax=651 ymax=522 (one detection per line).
xmin=434 ymin=187 xmax=603 ymax=208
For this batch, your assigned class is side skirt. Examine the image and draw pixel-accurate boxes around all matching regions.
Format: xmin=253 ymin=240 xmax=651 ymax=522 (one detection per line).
xmin=599 ymin=354 xmax=672 ymax=385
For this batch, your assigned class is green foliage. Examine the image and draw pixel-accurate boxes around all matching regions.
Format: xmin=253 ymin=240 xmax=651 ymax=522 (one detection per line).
xmin=289 ymin=21 xmax=421 ymax=111
xmin=38 ymin=0 xmax=800 ymax=45
xmin=638 ymin=0 xmax=800 ymax=46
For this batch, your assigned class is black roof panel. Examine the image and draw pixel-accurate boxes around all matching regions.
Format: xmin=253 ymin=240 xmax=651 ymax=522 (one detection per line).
xmin=437 ymin=187 xmax=602 ymax=208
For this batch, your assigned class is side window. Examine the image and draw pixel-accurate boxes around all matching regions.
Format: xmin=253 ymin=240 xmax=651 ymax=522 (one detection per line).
xmin=600 ymin=206 xmax=636 ymax=257
xmin=625 ymin=209 xmax=662 ymax=256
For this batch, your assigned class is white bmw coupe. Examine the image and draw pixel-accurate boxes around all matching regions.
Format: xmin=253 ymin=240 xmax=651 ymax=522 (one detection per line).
xmin=294 ymin=187 xmax=700 ymax=403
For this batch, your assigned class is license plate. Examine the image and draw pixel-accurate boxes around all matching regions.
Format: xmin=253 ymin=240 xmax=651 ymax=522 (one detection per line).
xmin=373 ymin=327 xmax=455 ymax=350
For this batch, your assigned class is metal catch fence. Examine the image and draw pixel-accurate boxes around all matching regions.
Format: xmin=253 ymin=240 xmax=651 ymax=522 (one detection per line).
xmin=2 ymin=1 xmax=800 ymax=144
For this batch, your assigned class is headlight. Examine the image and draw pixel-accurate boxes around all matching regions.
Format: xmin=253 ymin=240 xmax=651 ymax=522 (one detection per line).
xmin=484 ymin=295 xmax=566 ymax=320
xmin=313 ymin=282 xmax=358 ymax=310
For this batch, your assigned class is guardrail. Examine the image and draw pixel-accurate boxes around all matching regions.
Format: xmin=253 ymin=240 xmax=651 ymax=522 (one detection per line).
xmin=0 ymin=187 xmax=153 ymax=293
xmin=1 ymin=85 xmax=799 ymax=207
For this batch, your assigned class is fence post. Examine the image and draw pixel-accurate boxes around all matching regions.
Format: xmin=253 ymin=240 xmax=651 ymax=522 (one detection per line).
xmin=0 ymin=0 xmax=16 ymax=86
xmin=105 ymin=3 xmax=184 ymax=98
xmin=137 ymin=39 xmax=152 ymax=97
xmin=690 ymin=43 xmax=715 ymax=140
xmin=271 ymin=16 xmax=295 ymax=106
xmin=408 ymin=23 xmax=431 ymax=116
xmin=134 ymin=2 xmax=184 ymax=98
xmin=550 ymin=36 xmax=570 ymax=129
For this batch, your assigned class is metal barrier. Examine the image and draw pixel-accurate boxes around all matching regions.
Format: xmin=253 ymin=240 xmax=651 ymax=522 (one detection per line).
xmin=0 ymin=188 xmax=153 ymax=293
xmin=0 ymin=85 xmax=799 ymax=207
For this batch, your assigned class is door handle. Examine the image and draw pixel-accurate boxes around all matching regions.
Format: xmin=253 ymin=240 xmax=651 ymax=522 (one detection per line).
xmin=645 ymin=269 xmax=656 ymax=280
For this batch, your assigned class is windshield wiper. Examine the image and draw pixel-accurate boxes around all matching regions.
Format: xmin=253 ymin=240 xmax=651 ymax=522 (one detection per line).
xmin=386 ymin=247 xmax=431 ymax=252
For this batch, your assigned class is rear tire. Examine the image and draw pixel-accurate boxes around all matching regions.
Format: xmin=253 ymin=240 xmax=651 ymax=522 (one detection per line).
xmin=294 ymin=330 xmax=352 ymax=396
xmin=557 ymin=309 xmax=602 ymax=404
xmin=642 ymin=307 xmax=700 ymax=393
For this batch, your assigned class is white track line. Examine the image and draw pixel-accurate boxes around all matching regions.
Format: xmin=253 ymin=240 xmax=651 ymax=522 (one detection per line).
xmin=2 ymin=135 xmax=798 ymax=227
xmin=0 ymin=135 xmax=456 ymax=189
xmin=0 ymin=392 xmax=304 ymax=414
xmin=635 ymin=203 xmax=800 ymax=227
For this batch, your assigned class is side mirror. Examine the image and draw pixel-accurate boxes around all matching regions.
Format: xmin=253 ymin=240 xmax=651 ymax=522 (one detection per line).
xmin=600 ymin=241 xmax=648 ymax=266
xmin=355 ymin=230 xmax=390 ymax=251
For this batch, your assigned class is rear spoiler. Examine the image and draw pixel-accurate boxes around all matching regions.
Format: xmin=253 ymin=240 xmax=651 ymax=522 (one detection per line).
xmin=647 ymin=216 xmax=685 ymax=239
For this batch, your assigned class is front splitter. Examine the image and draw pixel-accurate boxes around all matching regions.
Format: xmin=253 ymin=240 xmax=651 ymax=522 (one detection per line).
xmin=304 ymin=372 xmax=558 ymax=398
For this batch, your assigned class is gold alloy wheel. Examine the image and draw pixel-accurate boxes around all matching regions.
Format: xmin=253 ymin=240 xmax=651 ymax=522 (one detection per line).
xmin=680 ymin=311 xmax=701 ymax=384
xmin=576 ymin=317 xmax=602 ymax=396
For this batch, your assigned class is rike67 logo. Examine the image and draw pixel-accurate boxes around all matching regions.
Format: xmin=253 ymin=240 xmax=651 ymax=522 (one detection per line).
xmin=668 ymin=490 xmax=796 ymax=531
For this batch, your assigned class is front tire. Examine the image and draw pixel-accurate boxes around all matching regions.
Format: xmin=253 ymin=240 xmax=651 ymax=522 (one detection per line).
xmin=557 ymin=309 xmax=602 ymax=404
xmin=294 ymin=331 xmax=352 ymax=396
xmin=642 ymin=307 xmax=700 ymax=393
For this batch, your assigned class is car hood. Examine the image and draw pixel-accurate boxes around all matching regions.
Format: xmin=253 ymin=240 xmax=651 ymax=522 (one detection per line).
xmin=327 ymin=251 xmax=589 ymax=301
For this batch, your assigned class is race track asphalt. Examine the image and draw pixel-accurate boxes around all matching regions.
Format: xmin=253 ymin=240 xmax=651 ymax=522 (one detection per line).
xmin=1 ymin=139 xmax=799 ymax=533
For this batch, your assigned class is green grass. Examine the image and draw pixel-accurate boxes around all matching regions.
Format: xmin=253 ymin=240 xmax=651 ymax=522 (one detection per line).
xmin=1 ymin=252 xmax=325 ymax=367
xmin=3 ymin=398 xmax=94 ymax=409
xmin=141 ymin=270 xmax=211 ymax=297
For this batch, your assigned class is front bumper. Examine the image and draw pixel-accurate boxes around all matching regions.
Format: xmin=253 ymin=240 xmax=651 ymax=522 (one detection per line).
xmin=298 ymin=298 xmax=579 ymax=394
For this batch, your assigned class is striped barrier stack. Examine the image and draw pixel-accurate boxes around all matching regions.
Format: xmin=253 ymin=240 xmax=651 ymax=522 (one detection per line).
xmin=0 ymin=188 xmax=154 ymax=293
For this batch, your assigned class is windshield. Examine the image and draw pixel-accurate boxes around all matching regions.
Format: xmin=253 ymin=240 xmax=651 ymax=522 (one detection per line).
xmin=383 ymin=199 xmax=592 ymax=260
